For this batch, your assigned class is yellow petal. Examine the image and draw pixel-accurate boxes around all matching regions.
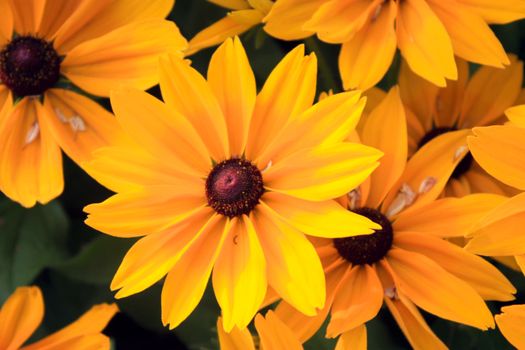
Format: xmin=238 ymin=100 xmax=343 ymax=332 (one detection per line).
xmin=335 ymin=325 xmax=367 ymax=350
xmin=159 ymin=54 xmax=230 ymax=161
xmin=327 ymin=265 xmax=383 ymax=337
xmin=36 ymin=0 xmax=78 ymax=40
xmin=455 ymin=0 xmax=525 ymax=23
xmin=384 ymin=292 xmax=447 ymax=350
xmin=252 ymin=205 xmax=325 ymax=316
xmin=110 ymin=210 xmax=216 ymax=298
xmin=54 ymin=0 xmax=174 ymax=52
xmin=387 ymin=248 xmax=494 ymax=330
xmin=213 ymin=216 xmax=267 ymax=331
xmin=466 ymin=192 xmax=525 ymax=256
xmin=0 ymin=286 xmax=43 ymax=350
xmin=7 ymin=0 xmax=44 ymax=35
xmin=428 ymin=1 xmax=509 ymax=68
xmin=22 ymin=303 xmax=117 ymax=350
xmin=339 ymin=1 xmax=397 ymax=90
xmin=263 ymin=0 xmax=322 ymax=40
xmin=186 ymin=10 xmax=262 ymax=56
xmin=495 ymin=305 xmax=525 ymax=349
xmin=41 ymin=89 xmax=128 ymax=165
xmin=216 ymin=317 xmax=255 ymax=350
xmin=260 ymin=192 xmax=380 ymax=238
xmin=110 ymin=86 xmax=211 ymax=176
xmin=84 ymin=186 xmax=206 ymax=238
xmin=162 ymin=217 xmax=230 ymax=329
xmin=434 ymin=58 xmax=469 ymax=128
xmin=209 ymin=0 xmax=251 ymax=10
xmin=0 ymin=98 xmax=63 ymax=208
xmin=61 ymin=20 xmax=186 ymax=96
xmin=264 ymin=143 xmax=382 ymax=202
xmin=468 ymin=125 xmax=525 ymax=190
xmin=246 ymin=45 xmax=317 ymax=160
xmin=506 ymin=104 xmax=525 ymax=127
xmin=394 ymin=193 xmax=507 ymax=237
xmin=459 ymin=56 xmax=522 ymax=128
xmin=208 ymin=37 xmax=255 ymax=156
xmin=394 ymin=232 xmax=516 ymax=301
xmin=397 ymin=0 xmax=456 ymax=87
xmin=254 ymin=311 xmax=303 ymax=350
xmin=361 ymin=86 xmax=407 ymax=207
xmin=0 ymin=0 xmax=13 ymax=46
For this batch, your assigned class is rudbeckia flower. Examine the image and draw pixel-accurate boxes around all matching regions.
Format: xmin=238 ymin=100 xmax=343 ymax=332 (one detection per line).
xmin=399 ymin=56 xmax=523 ymax=197
xmin=217 ymin=311 xmax=303 ymax=350
xmin=0 ymin=286 xmax=117 ymax=350
xmin=274 ymin=87 xmax=515 ymax=350
xmin=495 ymin=304 xmax=525 ymax=349
xmin=83 ymin=37 xmax=383 ymax=331
xmin=0 ymin=0 xmax=187 ymax=207
xmin=264 ymin=0 xmax=525 ymax=90
xmin=186 ymin=0 xmax=273 ymax=55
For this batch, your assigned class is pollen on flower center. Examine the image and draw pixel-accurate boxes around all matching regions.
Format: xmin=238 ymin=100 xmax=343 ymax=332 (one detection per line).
xmin=0 ymin=36 xmax=60 ymax=97
xmin=205 ymin=158 xmax=264 ymax=218
xmin=418 ymin=126 xmax=473 ymax=179
xmin=333 ymin=207 xmax=393 ymax=265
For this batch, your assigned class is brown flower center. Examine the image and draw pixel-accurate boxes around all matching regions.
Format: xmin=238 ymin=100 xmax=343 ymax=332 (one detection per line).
xmin=205 ymin=158 xmax=264 ymax=218
xmin=0 ymin=36 xmax=60 ymax=97
xmin=333 ymin=207 xmax=393 ymax=265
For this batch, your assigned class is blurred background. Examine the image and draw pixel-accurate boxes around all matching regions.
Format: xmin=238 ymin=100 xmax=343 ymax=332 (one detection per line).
xmin=1 ymin=1 xmax=525 ymax=349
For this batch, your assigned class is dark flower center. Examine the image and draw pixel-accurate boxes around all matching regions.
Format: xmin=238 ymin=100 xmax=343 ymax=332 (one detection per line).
xmin=418 ymin=126 xmax=473 ymax=179
xmin=333 ymin=207 xmax=393 ymax=265
xmin=0 ymin=36 xmax=60 ymax=97
xmin=205 ymin=158 xmax=264 ymax=218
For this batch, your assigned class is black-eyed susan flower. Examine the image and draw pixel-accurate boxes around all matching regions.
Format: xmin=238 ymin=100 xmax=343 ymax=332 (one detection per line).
xmin=0 ymin=0 xmax=186 ymax=207
xmin=398 ymin=56 xmax=523 ymax=197
xmin=274 ymin=87 xmax=515 ymax=350
xmin=83 ymin=37 xmax=383 ymax=332
xmin=0 ymin=286 xmax=117 ymax=350
xmin=186 ymin=0 xmax=273 ymax=55
xmin=217 ymin=311 xmax=303 ymax=350
xmin=264 ymin=0 xmax=525 ymax=90
xmin=495 ymin=304 xmax=525 ymax=349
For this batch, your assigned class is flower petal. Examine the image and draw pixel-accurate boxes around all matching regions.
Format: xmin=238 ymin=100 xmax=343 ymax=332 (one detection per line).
xmin=495 ymin=305 xmax=525 ymax=349
xmin=0 ymin=0 xmax=13 ymax=46
xmin=263 ymin=0 xmax=323 ymax=40
xmin=254 ymin=311 xmax=303 ymax=350
xmin=0 ymin=286 xmax=43 ymax=350
xmin=260 ymin=192 xmax=380 ymax=238
xmin=386 ymin=248 xmax=494 ymax=330
xmin=335 ymin=325 xmax=367 ymax=350
xmin=6 ymin=0 xmax=44 ymax=35
xmin=61 ymin=20 xmax=186 ymax=96
xmin=455 ymin=0 xmax=525 ymax=24
xmin=213 ymin=216 xmax=267 ymax=331
xmin=216 ymin=317 xmax=255 ymax=350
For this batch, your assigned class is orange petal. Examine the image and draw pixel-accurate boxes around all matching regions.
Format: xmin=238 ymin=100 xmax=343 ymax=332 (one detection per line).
xmin=0 ymin=98 xmax=63 ymax=208
xmin=254 ymin=311 xmax=303 ymax=350
xmin=455 ymin=0 xmax=525 ymax=24
xmin=23 ymin=334 xmax=110 ymax=350
xmin=22 ymin=303 xmax=117 ymax=350
xmin=208 ymin=37 xmax=255 ymax=156
xmin=61 ymin=20 xmax=186 ymax=97
xmin=216 ymin=317 xmax=255 ymax=350
xmin=6 ymin=0 xmax=44 ymax=35
xmin=263 ymin=0 xmax=322 ymax=40
xmin=0 ymin=0 xmax=13 ymax=46
xmin=335 ymin=325 xmax=367 ymax=350
xmin=0 ymin=286 xmax=44 ymax=350
xmin=159 ymin=54 xmax=230 ymax=161
xmin=394 ymin=232 xmax=516 ymax=301
xmin=361 ymin=87 xmax=407 ymax=207
xmin=396 ymin=0 xmax=456 ymax=86
xmin=339 ymin=1 xmax=397 ymax=90
xmin=495 ymin=305 xmax=525 ymax=349
xmin=386 ymin=248 xmax=494 ymax=330
xmin=162 ymin=217 xmax=230 ymax=329
xmin=434 ymin=58 xmax=469 ymax=128
xmin=327 ymin=265 xmax=383 ymax=337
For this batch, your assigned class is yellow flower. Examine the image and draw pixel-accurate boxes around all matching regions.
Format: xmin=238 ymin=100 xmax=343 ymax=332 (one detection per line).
xmin=495 ymin=304 xmax=525 ymax=349
xmin=0 ymin=0 xmax=187 ymax=207
xmin=274 ymin=87 xmax=515 ymax=350
xmin=264 ymin=0 xmax=525 ymax=90
xmin=398 ymin=56 xmax=524 ymax=197
xmin=186 ymin=0 xmax=273 ymax=55
xmin=217 ymin=311 xmax=303 ymax=350
xmin=0 ymin=286 xmax=117 ymax=350
xmin=84 ymin=37 xmax=382 ymax=331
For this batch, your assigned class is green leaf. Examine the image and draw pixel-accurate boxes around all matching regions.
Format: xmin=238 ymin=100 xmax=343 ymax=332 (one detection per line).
xmin=0 ymin=199 xmax=69 ymax=302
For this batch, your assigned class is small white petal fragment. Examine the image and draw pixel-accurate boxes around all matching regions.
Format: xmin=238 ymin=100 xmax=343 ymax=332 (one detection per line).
xmin=418 ymin=176 xmax=437 ymax=194
xmin=385 ymin=286 xmax=398 ymax=300
xmin=261 ymin=160 xmax=272 ymax=173
xmin=348 ymin=188 xmax=361 ymax=210
xmin=55 ymin=107 xmax=68 ymax=123
xmin=69 ymin=115 xmax=86 ymax=132
xmin=454 ymin=145 xmax=468 ymax=161
xmin=25 ymin=122 xmax=40 ymax=145
xmin=385 ymin=183 xmax=415 ymax=218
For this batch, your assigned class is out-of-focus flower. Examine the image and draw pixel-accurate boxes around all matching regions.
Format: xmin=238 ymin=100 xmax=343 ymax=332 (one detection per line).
xmin=264 ymin=0 xmax=525 ymax=90
xmin=186 ymin=0 xmax=273 ymax=55
xmin=0 ymin=0 xmax=187 ymax=207
xmin=274 ymin=87 xmax=515 ymax=350
xmin=0 ymin=286 xmax=117 ymax=350
xmin=84 ymin=37 xmax=382 ymax=332
xmin=217 ymin=311 xmax=303 ymax=350
xmin=399 ymin=56 xmax=524 ymax=197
